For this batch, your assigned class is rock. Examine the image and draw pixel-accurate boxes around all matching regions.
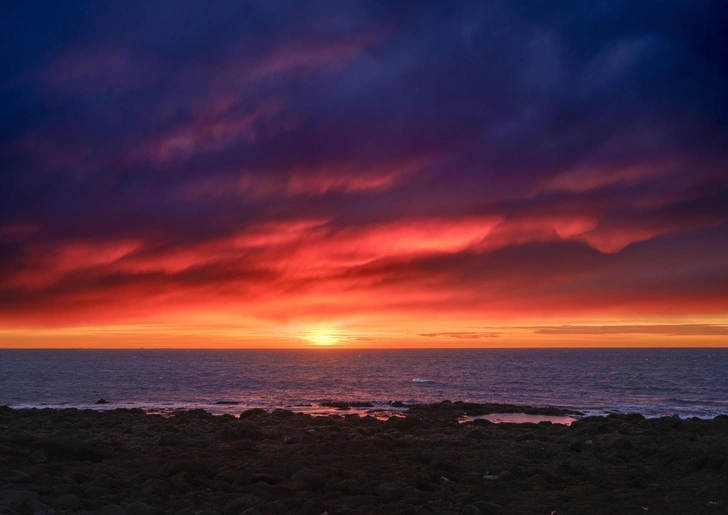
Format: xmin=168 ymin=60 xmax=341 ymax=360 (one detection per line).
xmin=52 ymin=483 xmax=77 ymax=495
xmin=96 ymin=399 xmax=110 ymax=404
xmin=175 ymin=509 xmax=197 ymax=515
xmin=375 ymin=482 xmax=401 ymax=500
xmin=240 ymin=509 xmax=262 ymax=515
xmin=52 ymin=493 xmax=81 ymax=510
xmin=569 ymin=439 xmax=593 ymax=452
xmin=164 ymin=461 xmax=212 ymax=479
xmin=182 ymin=491 xmax=204 ymax=503
xmin=224 ymin=494 xmax=262 ymax=515
xmin=388 ymin=401 xmax=405 ymax=408
xmin=250 ymin=472 xmax=284 ymax=485
xmin=174 ymin=409 xmax=213 ymax=419
xmin=291 ymin=470 xmax=325 ymax=491
xmin=90 ymin=470 xmax=123 ymax=488
xmin=462 ymin=505 xmax=483 ymax=515
xmin=403 ymin=486 xmax=422 ymax=498
xmin=27 ymin=449 xmax=47 ymax=464
xmin=410 ymin=472 xmax=434 ymax=491
xmin=450 ymin=492 xmax=473 ymax=504
xmin=96 ymin=505 xmax=126 ymax=515
xmin=87 ymin=486 xmax=109 ymax=498
xmin=33 ymin=438 xmax=111 ymax=462
xmin=482 ymin=475 xmax=500 ymax=482
xmin=35 ymin=473 xmax=63 ymax=487
xmin=240 ymin=408 xmax=267 ymax=419
xmin=11 ymin=497 xmax=49 ymax=514
xmin=262 ymin=500 xmax=287 ymax=515
xmin=498 ymin=471 xmax=516 ymax=481
xmin=321 ymin=401 xmax=373 ymax=409
xmin=300 ymin=498 xmax=327 ymax=515
xmin=124 ymin=501 xmax=152 ymax=515
xmin=137 ymin=509 xmax=165 ymax=515
xmin=0 ymin=489 xmax=39 ymax=502
xmin=386 ymin=416 xmax=422 ymax=431
xmin=610 ymin=437 xmax=635 ymax=451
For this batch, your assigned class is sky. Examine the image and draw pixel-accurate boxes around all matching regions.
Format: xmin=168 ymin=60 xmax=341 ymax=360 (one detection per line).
xmin=1 ymin=1 xmax=727 ymax=348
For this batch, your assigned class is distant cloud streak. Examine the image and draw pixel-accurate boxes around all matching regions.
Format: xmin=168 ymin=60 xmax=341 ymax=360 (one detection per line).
xmin=534 ymin=325 xmax=728 ymax=336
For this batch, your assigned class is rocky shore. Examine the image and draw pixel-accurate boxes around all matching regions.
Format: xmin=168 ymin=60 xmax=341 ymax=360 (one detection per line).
xmin=1 ymin=402 xmax=726 ymax=514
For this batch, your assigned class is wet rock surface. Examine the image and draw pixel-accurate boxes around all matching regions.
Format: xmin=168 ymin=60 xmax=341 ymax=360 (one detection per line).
xmin=0 ymin=403 xmax=726 ymax=514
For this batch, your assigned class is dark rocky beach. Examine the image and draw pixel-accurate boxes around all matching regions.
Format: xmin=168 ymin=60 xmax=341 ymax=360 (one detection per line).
xmin=1 ymin=402 xmax=726 ymax=515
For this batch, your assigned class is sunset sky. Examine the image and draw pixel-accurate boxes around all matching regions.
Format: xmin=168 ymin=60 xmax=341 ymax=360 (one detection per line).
xmin=1 ymin=1 xmax=727 ymax=348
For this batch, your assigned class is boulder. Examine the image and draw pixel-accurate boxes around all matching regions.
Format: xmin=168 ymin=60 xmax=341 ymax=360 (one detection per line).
xmin=375 ymin=482 xmax=401 ymax=500
xmin=300 ymin=498 xmax=327 ymax=515
xmin=224 ymin=494 xmax=262 ymax=515
xmin=27 ymin=449 xmax=47 ymax=463
xmin=52 ymin=493 xmax=81 ymax=510
xmin=610 ymin=437 xmax=635 ymax=451
xmin=498 ymin=471 xmax=516 ymax=481
xmin=33 ymin=438 xmax=111 ymax=462
xmin=123 ymin=501 xmax=151 ymax=515
xmin=164 ymin=461 xmax=212 ymax=479
xmin=291 ymin=470 xmax=325 ymax=491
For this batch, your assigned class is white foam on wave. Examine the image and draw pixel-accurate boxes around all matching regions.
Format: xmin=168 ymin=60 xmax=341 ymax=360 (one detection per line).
xmin=412 ymin=378 xmax=436 ymax=384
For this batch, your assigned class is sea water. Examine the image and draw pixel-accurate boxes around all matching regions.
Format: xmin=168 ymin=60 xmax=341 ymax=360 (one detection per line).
xmin=1 ymin=348 xmax=727 ymax=419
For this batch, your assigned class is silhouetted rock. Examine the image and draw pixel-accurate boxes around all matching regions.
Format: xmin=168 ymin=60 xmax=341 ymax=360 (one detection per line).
xmin=291 ymin=470 xmax=325 ymax=491
xmin=32 ymin=438 xmax=111 ymax=462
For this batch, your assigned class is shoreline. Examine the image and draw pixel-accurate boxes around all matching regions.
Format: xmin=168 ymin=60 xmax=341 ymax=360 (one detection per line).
xmin=1 ymin=402 xmax=727 ymax=514
xmin=4 ymin=399 xmax=727 ymax=422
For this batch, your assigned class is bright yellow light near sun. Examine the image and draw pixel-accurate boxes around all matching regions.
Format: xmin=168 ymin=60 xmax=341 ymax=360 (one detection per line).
xmin=306 ymin=333 xmax=341 ymax=346
xmin=300 ymin=327 xmax=347 ymax=346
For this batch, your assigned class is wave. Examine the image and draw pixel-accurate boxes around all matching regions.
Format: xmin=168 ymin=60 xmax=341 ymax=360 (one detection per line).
xmin=412 ymin=378 xmax=437 ymax=384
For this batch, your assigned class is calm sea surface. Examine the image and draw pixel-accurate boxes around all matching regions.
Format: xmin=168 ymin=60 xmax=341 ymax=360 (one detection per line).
xmin=1 ymin=349 xmax=727 ymax=419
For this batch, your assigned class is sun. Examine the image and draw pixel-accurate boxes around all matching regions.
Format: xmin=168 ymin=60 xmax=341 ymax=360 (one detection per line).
xmin=306 ymin=332 xmax=341 ymax=346
xmin=299 ymin=326 xmax=347 ymax=346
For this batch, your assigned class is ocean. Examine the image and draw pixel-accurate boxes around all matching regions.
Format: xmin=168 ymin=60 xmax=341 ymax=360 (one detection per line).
xmin=1 ymin=348 xmax=727 ymax=419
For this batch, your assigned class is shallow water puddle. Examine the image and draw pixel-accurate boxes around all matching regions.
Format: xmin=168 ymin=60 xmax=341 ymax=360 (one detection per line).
xmin=462 ymin=413 xmax=577 ymax=425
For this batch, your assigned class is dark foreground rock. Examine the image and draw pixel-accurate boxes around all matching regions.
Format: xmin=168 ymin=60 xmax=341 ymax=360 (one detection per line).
xmin=0 ymin=404 xmax=726 ymax=514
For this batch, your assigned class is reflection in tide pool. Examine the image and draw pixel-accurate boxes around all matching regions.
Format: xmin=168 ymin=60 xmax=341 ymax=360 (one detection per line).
xmin=462 ymin=413 xmax=577 ymax=425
